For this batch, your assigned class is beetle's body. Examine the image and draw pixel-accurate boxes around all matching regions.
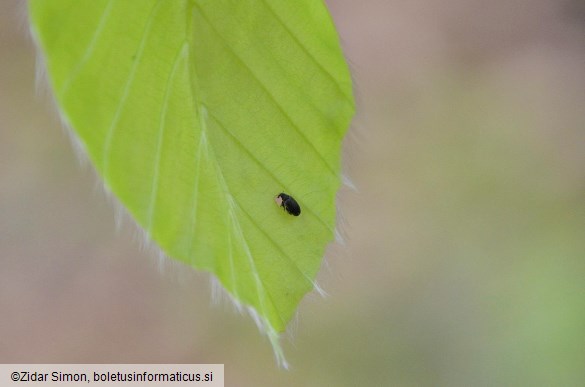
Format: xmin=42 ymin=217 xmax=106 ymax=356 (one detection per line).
xmin=275 ymin=193 xmax=301 ymax=216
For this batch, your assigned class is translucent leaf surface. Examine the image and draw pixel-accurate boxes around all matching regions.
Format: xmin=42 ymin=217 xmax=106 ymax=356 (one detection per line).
xmin=29 ymin=0 xmax=354 ymax=360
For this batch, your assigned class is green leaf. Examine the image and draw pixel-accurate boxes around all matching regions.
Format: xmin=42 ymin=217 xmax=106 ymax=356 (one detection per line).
xmin=29 ymin=0 xmax=354 ymax=363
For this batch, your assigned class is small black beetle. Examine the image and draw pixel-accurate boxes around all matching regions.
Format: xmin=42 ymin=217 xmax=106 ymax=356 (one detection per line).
xmin=275 ymin=192 xmax=301 ymax=216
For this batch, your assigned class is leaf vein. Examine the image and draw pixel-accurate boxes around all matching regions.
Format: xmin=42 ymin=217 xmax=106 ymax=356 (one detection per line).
xmin=258 ymin=0 xmax=352 ymax=104
xmin=198 ymin=103 xmax=286 ymax=328
xmin=59 ymin=0 xmax=114 ymax=97
xmin=236 ymin=197 xmax=320 ymax=292
xmin=186 ymin=128 xmax=205 ymax=264
xmin=101 ymin=0 xmax=162 ymax=178
xmin=145 ymin=43 xmax=188 ymax=233
xmin=192 ymin=3 xmax=337 ymax=177
xmin=207 ymin=110 xmax=334 ymax=235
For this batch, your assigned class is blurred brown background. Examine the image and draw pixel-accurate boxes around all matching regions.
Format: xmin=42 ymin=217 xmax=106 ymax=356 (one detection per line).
xmin=1 ymin=0 xmax=584 ymax=385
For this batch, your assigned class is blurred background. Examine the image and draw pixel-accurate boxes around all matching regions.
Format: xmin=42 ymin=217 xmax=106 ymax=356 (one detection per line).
xmin=1 ymin=0 xmax=584 ymax=385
